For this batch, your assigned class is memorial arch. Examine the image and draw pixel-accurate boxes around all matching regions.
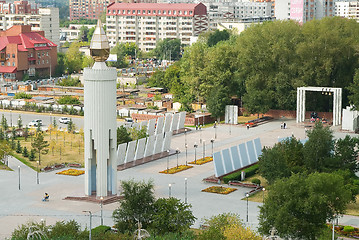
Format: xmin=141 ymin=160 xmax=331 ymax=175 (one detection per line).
xmin=296 ymin=87 xmax=342 ymax=126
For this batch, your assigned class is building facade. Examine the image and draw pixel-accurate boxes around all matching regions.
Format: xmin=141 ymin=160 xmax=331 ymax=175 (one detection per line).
xmin=275 ymin=0 xmax=335 ymax=23
xmin=335 ymin=1 xmax=359 ymax=22
xmin=70 ymin=0 xmax=116 ymax=20
xmin=106 ymin=3 xmax=208 ymax=51
xmin=0 ymin=0 xmax=38 ymax=15
xmin=0 ymin=7 xmax=59 ymax=46
xmin=0 ymin=25 xmax=57 ymax=82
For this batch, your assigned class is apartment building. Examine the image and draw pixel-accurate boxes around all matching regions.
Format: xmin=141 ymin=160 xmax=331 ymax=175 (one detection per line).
xmin=70 ymin=0 xmax=116 ymax=20
xmin=0 ymin=5 xmax=59 ymax=47
xmin=275 ymin=0 xmax=335 ymax=23
xmin=0 ymin=0 xmax=38 ymax=15
xmin=335 ymin=1 xmax=359 ymax=21
xmin=0 ymin=25 xmax=57 ymax=82
xmin=106 ymin=3 xmax=208 ymax=51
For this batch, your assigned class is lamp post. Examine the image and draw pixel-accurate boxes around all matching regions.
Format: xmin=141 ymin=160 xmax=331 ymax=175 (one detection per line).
xmin=50 ymin=113 xmax=52 ymax=140
xmin=37 ymin=161 xmax=39 ymax=184
xmin=168 ymin=184 xmax=171 ymax=198
xmin=184 ymin=178 xmax=187 ymax=204
xmin=10 ymin=109 xmax=12 ymax=127
xmin=229 ymin=118 xmax=231 ymax=135
xmin=194 ymin=143 xmax=198 ymax=164
xmin=18 ymin=166 xmax=20 ymax=190
xmin=246 ymin=193 xmax=249 ymax=223
xmin=184 ymin=128 xmax=187 ymax=146
xmin=262 ymin=187 xmax=265 ymax=203
xmin=202 ymin=140 xmax=206 ymax=161
xmin=214 ymin=121 xmax=217 ymax=139
xmin=176 ymin=148 xmax=179 ymax=168
xmin=185 ymin=144 xmax=188 ymax=166
xmin=83 ymin=211 xmax=92 ymax=240
xmin=199 ymin=124 xmax=202 ymax=144
xmin=166 ymin=150 xmax=170 ymax=173
xmin=210 ymin=139 xmax=214 ymax=157
xmin=100 ymin=197 xmax=104 ymax=226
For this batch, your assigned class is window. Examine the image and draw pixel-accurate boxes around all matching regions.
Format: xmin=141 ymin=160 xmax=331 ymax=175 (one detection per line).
xmin=178 ymin=11 xmax=181 ymax=14
xmin=173 ymin=10 xmax=176 ymax=14
xmin=46 ymin=60 xmax=49 ymax=64
xmin=12 ymin=62 xmax=15 ymax=66
xmin=12 ymin=54 xmax=15 ymax=58
xmin=6 ymin=54 xmax=9 ymax=58
xmin=123 ymin=10 xmax=125 ymax=14
xmin=137 ymin=10 xmax=140 ymax=14
xmin=168 ymin=10 xmax=171 ymax=14
xmin=143 ymin=10 xmax=145 ymax=14
xmin=163 ymin=10 xmax=166 ymax=14
xmin=148 ymin=10 xmax=151 ymax=14
xmin=153 ymin=10 xmax=156 ymax=14
xmin=46 ymin=52 xmax=49 ymax=56
xmin=7 ymin=62 xmax=10 ymax=66
xmin=38 ymin=52 xmax=40 ymax=58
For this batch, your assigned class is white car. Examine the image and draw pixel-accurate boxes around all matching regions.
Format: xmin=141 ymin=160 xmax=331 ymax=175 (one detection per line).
xmin=28 ymin=119 xmax=42 ymax=127
xmin=59 ymin=117 xmax=70 ymax=124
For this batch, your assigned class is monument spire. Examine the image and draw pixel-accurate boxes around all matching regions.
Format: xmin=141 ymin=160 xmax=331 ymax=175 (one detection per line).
xmin=90 ymin=19 xmax=110 ymax=62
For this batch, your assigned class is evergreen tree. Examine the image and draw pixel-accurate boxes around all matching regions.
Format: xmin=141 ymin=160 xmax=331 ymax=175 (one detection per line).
xmin=24 ymin=126 xmax=29 ymax=141
xmin=22 ymin=146 xmax=28 ymax=157
xmin=16 ymin=140 xmax=22 ymax=153
xmin=53 ymin=118 xmax=57 ymax=128
xmin=29 ymin=149 xmax=35 ymax=161
xmin=17 ymin=115 xmax=23 ymax=129
xmin=1 ymin=114 xmax=8 ymax=130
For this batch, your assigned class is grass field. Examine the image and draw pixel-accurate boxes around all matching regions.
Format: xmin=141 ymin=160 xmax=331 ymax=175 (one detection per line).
xmin=15 ymin=127 xmax=84 ymax=169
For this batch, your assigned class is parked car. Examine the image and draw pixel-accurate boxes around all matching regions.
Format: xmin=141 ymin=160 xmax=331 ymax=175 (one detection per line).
xmin=59 ymin=117 xmax=70 ymax=124
xmin=28 ymin=119 xmax=42 ymax=127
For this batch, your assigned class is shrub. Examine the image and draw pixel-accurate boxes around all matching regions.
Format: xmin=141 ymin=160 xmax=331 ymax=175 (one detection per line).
xmin=58 ymin=96 xmax=81 ymax=105
xmin=223 ymin=164 xmax=259 ymax=183
xmin=92 ymin=225 xmax=111 ymax=235
xmin=251 ymin=178 xmax=261 ymax=186
xmin=343 ymin=226 xmax=355 ymax=232
xmin=14 ymin=92 xmax=32 ymax=99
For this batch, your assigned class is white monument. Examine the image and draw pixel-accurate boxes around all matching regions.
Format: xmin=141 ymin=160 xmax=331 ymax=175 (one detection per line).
xmin=84 ymin=20 xmax=117 ymax=197
xmin=296 ymin=87 xmax=342 ymax=126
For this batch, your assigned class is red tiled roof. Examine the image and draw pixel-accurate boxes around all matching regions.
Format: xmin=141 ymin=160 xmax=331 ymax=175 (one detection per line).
xmin=0 ymin=66 xmax=17 ymax=73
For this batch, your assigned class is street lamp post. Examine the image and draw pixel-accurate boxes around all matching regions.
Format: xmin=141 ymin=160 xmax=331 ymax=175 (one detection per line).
xmin=176 ymin=148 xmax=180 ymax=168
xmin=10 ymin=109 xmax=12 ymax=127
xmin=18 ymin=165 xmax=20 ymax=190
xmin=229 ymin=118 xmax=231 ymax=135
xmin=246 ymin=193 xmax=249 ymax=223
xmin=202 ymin=140 xmax=206 ymax=161
xmin=166 ymin=150 xmax=170 ymax=173
xmin=194 ymin=143 xmax=198 ymax=164
xmin=199 ymin=124 xmax=202 ymax=144
xmin=214 ymin=121 xmax=217 ymax=139
xmin=169 ymin=184 xmax=171 ymax=198
xmin=185 ymin=144 xmax=188 ymax=165
xmin=184 ymin=128 xmax=187 ymax=146
xmin=83 ymin=211 xmax=92 ymax=240
xmin=262 ymin=187 xmax=265 ymax=203
xmin=184 ymin=178 xmax=187 ymax=204
xmin=37 ymin=161 xmax=39 ymax=184
xmin=210 ymin=139 xmax=214 ymax=157
xmin=100 ymin=197 xmax=104 ymax=226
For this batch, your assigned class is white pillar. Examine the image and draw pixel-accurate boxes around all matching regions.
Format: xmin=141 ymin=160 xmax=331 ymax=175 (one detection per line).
xmin=333 ymin=89 xmax=337 ymax=126
xmin=84 ymin=62 xmax=117 ymax=197
xmin=296 ymin=88 xmax=300 ymax=123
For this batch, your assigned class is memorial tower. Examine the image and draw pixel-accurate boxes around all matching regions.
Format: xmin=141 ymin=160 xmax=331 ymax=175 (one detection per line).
xmin=84 ymin=20 xmax=117 ymax=197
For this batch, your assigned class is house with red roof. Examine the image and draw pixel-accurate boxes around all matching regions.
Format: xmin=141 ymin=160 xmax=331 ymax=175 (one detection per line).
xmin=0 ymin=25 xmax=57 ymax=82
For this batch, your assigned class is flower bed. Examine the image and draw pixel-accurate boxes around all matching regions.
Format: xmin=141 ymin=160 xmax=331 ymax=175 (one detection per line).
xmin=159 ymin=165 xmax=193 ymax=174
xmin=331 ymin=225 xmax=359 ymax=238
xmin=189 ymin=157 xmax=213 ymax=165
xmin=67 ymin=163 xmax=82 ymax=168
xmin=56 ymin=169 xmax=85 ymax=176
xmin=202 ymin=186 xmax=237 ymax=195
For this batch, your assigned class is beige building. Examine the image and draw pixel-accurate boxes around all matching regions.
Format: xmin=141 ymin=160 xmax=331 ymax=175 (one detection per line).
xmin=0 ymin=7 xmax=59 ymax=46
xmin=335 ymin=1 xmax=359 ymax=22
xmin=106 ymin=2 xmax=208 ymax=52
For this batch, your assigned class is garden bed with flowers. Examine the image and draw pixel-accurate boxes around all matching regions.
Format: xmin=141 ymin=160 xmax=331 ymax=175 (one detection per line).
xmin=56 ymin=169 xmax=85 ymax=176
xmin=189 ymin=157 xmax=213 ymax=165
xmin=159 ymin=165 xmax=193 ymax=174
xmin=330 ymin=225 xmax=359 ymax=238
xmin=202 ymin=186 xmax=237 ymax=195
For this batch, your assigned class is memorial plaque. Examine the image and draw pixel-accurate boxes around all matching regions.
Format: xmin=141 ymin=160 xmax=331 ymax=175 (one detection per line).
xmin=117 ymin=143 xmax=127 ymax=165
xmin=125 ymin=140 xmax=137 ymax=163
xmin=171 ymin=113 xmax=180 ymax=131
xmin=147 ymin=118 xmax=156 ymax=136
xmin=213 ymin=151 xmax=225 ymax=177
xmin=135 ymin=138 xmax=147 ymax=160
xmin=222 ymin=148 xmax=234 ymax=173
xmin=253 ymin=138 xmax=262 ymax=158
xmin=162 ymin=131 xmax=172 ymax=152
xmin=144 ymin=135 xmax=156 ymax=157
xmin=155 ymin=117 xmax=164 ymax=135
xmin=230 ymin=145 xmax=241 ymax=170
xmin=239 ymin=143 xmax=249 ymax=167
xmin=178 ymin=111 xmax=186 ymax=129
xmin=246 ymin=141 xmax=257 ymax=164
xmin=154 ymin=134 xmax=164 ymax=154
xmin=164 ymin=114 xmax=172 ymax=133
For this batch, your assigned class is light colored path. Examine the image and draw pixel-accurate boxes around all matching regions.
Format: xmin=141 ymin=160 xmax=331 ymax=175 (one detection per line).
xmin=0 ymin=119 xmax=358 ymax=238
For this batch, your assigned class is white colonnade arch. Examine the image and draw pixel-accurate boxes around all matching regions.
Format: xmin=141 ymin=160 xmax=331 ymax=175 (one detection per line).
xmin=296 ymin=87 xmax=342 ymax=126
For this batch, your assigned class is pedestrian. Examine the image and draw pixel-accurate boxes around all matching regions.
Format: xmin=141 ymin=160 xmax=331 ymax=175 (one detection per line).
xmin=196 ymin=125 xmax=198 ymax=130
xmin=283 ymin=122 xmax=286 ymax=129
xmin=247 ymin=124 xmax=249 ymax=130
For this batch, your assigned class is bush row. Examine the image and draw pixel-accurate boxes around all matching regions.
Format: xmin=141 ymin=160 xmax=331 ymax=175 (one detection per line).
xmin=222 ymin=163 xmax=259 ymax=184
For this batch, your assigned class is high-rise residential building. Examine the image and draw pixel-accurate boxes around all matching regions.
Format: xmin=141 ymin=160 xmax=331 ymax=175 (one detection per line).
xmin=335 ymin=1 xmax=359 ymax=21
xmin=0 ymin=25 xmax=57 ymax=82
xmin=0 ymin=0 xmax=38 ymax=15
xmin=70 ymin=0 xmax=117 ymax=20
xmin=0 ymin=7 xmax=60 ymax=46
xmin=275 ymin=0 xmax=335 ymax=23
xmin=106 ymin=2 xmax=208 ymax=51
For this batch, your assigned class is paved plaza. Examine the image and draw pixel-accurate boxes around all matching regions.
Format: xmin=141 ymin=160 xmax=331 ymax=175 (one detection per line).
xmin=0 ymin=119 xmax=359 ymax=238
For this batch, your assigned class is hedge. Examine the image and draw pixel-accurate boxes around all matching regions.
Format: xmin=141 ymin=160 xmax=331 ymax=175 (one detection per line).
xmin=223 ymin=164 xmax=259 ymax=184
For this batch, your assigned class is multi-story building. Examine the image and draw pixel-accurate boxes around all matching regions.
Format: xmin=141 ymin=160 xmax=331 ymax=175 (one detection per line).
xmin=0 ymin=7 xmax=59 ymax=46
xmin=335 ymin=1 xmax=359 ymax=21
xmin=0 ymin=0 xmax=38 ymax=15
xmin=60 ymin=24 xmax=96 ymax=43
xmin=0 ymin=25 xmax=57 ymax=82
xmin=106 ymin=2 xmax=208 ymax=51
xmin=275 ymin=0 xmax=335 ymax=23
xmin=70 ymin=0 xmax=116 ymax=20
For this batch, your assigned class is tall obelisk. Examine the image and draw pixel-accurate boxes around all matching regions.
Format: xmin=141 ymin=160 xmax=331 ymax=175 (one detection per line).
xmin=84 ymin=20 xmax=117 ymax=197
